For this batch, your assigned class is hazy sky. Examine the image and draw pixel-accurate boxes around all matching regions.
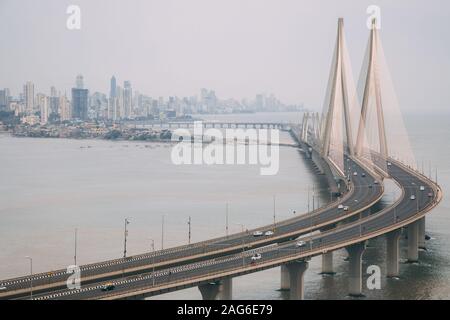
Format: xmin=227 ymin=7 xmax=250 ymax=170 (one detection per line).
xmin=0 ymin=0 xmax=449 ymax=112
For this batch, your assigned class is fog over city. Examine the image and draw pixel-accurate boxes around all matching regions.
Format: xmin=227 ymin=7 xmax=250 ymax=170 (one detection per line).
xmin=0 ymin=0 xmax=449 ymax=112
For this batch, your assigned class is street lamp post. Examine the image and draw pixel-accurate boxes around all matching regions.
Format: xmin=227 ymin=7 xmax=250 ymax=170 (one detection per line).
xmin=273 ymin=195 xmax=276 ymax=231
xmin=307 ymin=186 xmax=310 ymax=212
xmin=161 ymin=215 xmax=165 ymax=250
xmin=74 ymin=228 xmax=78 ymax=266
xmin=188 ymin=216 xmax=191 ymax=245
xmin=123 ymin=218 xmax=130 ymax=259
xmin=312 ymin=185 xmax=316 ymax=211
xmin=226 ymin=203 xmax=229 ymax=237
xmin=150 ymin=239 xmax=155 ymax=286
xmin=25 ymin=256 xmax=33 ymax=300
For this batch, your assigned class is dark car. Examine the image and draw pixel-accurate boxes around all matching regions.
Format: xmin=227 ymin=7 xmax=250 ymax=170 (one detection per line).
xmin=101 ymin=283 xmax=115 ymax=291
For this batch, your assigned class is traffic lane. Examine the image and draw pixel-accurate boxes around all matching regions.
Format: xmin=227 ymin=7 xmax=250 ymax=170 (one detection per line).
xmin=1 ymin=159 xmax=379 ymax=294
xmin=81 ymin=163 xmax=435 ymax=300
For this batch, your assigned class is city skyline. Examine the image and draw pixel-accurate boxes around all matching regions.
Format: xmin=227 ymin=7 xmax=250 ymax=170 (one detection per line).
xmin=1 ymin=0 xmax=449 ymax=113
xmin=0 ymin=74 xmax=302 ymax=125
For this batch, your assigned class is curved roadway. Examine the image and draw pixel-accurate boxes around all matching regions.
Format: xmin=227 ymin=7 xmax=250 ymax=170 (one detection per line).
xmin=0 ymin=154 xmax=383 ymax=299
xmin=27 ymin=159 xmax=440 ymax=300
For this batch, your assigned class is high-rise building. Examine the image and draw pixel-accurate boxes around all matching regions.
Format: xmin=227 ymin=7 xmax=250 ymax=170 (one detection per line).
xmin=123 ymin=81 xmax=132 ymax=118
xmin=76 ymin=74 xmax=84 ymax=89
xmin=71 ymin=88 xmax=89 ymax=120
xmin=0 ymin=88 xmax=9 ymax=110
xmin=116 ymin=86 xmax=124 ymax=120
xmin=110 ymin=76 xmax=116 ymax=99
xmin=24 ymin=81 xmax=34 ymax=114
xmin=59 ymin=94 xmax=71 ymax=121
xmin=36 ymin=93 xmax=49 ymax=124
xmin=50 ymin=86 xmax=57 ymax=97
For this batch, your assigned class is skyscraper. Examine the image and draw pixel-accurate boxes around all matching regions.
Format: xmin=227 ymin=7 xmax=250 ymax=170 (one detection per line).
xmin=0 ymin=88 xmax=9 ymax=110
xmin=76 ymin=74 xmax=84 ymax=89
xmin=123 ymin=81 xmax=132 ymax=118
xmin=36 ymin=93 xmax=49 ymax=124
xmin=110 ymin=76 xmax=116 ymax=99
xmin=71 ymin=88 xmax=89 ymax=120
xmin=59 ymin=94 xmax=71 ymax=121
xmin=24 ymin=81 xmax=34 ymax=114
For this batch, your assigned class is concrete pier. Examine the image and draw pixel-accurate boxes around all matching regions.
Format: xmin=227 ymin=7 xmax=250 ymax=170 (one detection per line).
xmin=321 ymin=251 xmax=335 ymax=275
xmin=418 ymin=217 xmax=426 ymax=249
xmin=407 ymin=221 xmax=419 ymax=262
xmin=219 ymin=277 xmax=233 ymax=300
xmin=280 ymin=265 xmax=290 ymax=291
xmin=346 ymin=242 xmax=366 ymax=297
xmin=386 ymin=229 xmax=402 ymax=277
xmin=286 ymin=260 xmax=309 ymax=300
xmin=198 ymin=282 xmax=221 ymax=300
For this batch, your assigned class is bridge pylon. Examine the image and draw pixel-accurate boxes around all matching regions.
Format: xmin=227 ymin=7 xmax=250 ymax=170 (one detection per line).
xmin=354 ymin=18 xmax=417 ymax=174
xmin=355 ymin=19 xmax=389 ymax=175
xmin=320 ymin=18 xmax=359 ymax=177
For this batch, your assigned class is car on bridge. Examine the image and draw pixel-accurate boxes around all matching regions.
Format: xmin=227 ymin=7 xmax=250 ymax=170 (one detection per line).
xmin=264 ymin=231 xmax=274 ymax=236
xmin=338 ymin=204 xmax=344 ymax=210
xmin=420 ymin=186 xmax=425 ymax=191
xmin=100 ymin=283 xmax=115 ymax=292
xmin=252 ymin=231 xmax=263 ymax=237
xmin=343 ymin=206 xmax=349 ymax=211
xmin=251 ymin=253 xmax=262 ymax=261
xmin=296 ymin=240 xmax=307 ymax=247
xmin=410 ymin=195 xmax=416 ymax=200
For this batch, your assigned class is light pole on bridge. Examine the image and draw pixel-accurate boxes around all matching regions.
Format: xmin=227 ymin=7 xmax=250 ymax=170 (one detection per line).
xmin=149 ymin=239 xmax=155 ymax=286
xmin=25 ymin=256 xmax=33 ymax=300
xmin=188 ymin=216 xmax=191 ymax=245
xmin=161 ymin=215 xmax=165 ymax=250
xmin=226 ymin=203 xmax=229 ymax=237
xmin=273 ymin=195 xmax=276 ymax=231
xmin=74 ymin=228 xmax=78 ymax=266
xmin=123 ymin=218 xmax=130 ymax=259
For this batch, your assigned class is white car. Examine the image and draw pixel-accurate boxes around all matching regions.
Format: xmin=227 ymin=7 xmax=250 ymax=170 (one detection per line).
xmin=420 ymin=186 xmax=425 ymax=191
xmin=343 ymin=206 xmax=349 ymax=211
xmin=338 ymin=204 xmax=344 ymax=210
xmin=296 ymin=240 xmax=307 ymax=247
xmin=410 ymin=195 xmax=416 ymax=200
xmin=353 ymin=172 xmax=358 ymax=176
xmin=264 ymin=230 xmax=274 ymax=236
xmin=252 ymin=231 xmax=263 ymax=237
xmin=0 ymin=286 xmax=6 ymax=291
xmin=387 ymin=162 xmax=392 ymax=166
xmin=374 ymin=180 xmax=379 ymax=185
xmin=251 ymin=253 xmax=262 ymax=261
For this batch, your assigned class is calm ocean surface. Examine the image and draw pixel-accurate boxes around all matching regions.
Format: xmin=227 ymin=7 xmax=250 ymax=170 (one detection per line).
xmin=0 ymin=112 xmax=449 ymax=299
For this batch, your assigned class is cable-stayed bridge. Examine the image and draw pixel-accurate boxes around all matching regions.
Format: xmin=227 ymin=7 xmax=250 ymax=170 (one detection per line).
xmin=0 ymin=18 xmax=442 ymax=300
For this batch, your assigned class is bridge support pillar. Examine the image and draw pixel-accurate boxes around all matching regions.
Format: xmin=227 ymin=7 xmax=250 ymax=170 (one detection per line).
xmin=386 ymin=229 xmax=402 ymax=278
xmin=407 ymin=220 xmax=419 ymax=262
xmin=418 ymin=217 xmax=426 ymax=249
xmin=321 ymin=251 xmax=335 ymax=275
xmin=345 ymin=242 xmax=366 ymax=297
xmin=198 ymin=282 xmax=221 ymax=300
xmin=280 ymin=265 xmax=290 ymax=291
xmin=286 ymin=260 xmax=309 ymax=300
xmin=219 ymin=277 xmax=233 ymax=300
